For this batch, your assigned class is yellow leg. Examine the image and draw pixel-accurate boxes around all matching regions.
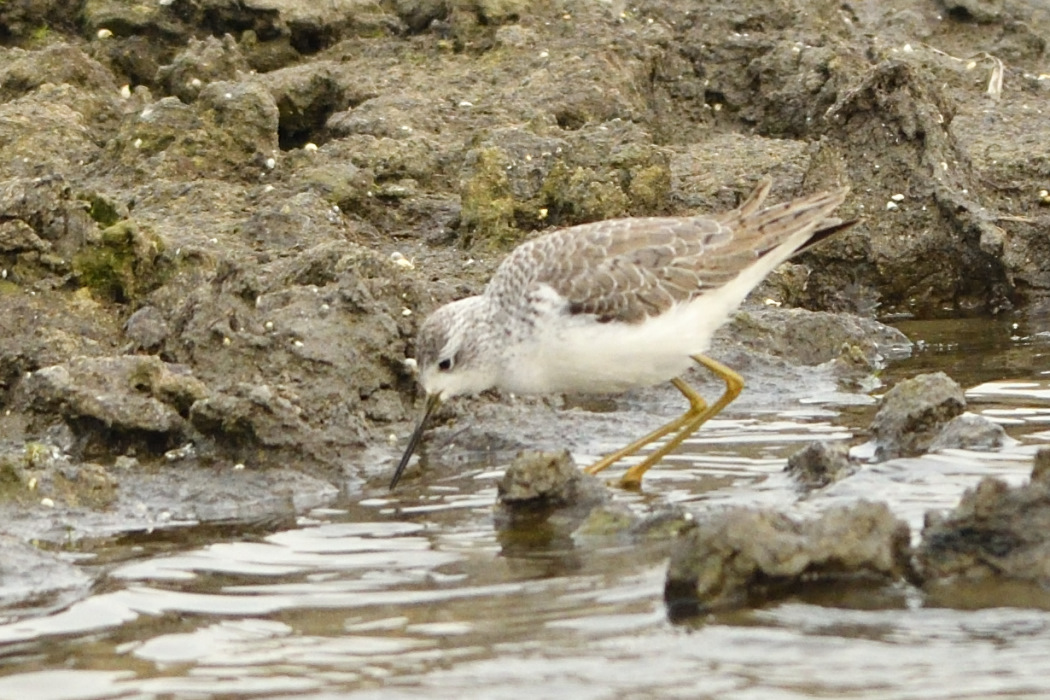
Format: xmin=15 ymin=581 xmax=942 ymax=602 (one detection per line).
xmin=619 ymin=354 xmax=743 ymax=487
xmin=583 ymin=377 xmax=707 ymax=477
xmin=585 ymin=354 xmax=743 ymax=489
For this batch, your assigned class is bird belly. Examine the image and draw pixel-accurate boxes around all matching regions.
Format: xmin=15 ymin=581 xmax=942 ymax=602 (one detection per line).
xmin=496 ymin=301 xmax=714 ymax=395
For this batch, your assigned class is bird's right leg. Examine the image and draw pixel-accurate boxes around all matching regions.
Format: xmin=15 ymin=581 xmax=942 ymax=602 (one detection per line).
xmin=618 ymin=354 xmax=743 ymax=487
xmin=583 ymin=377 xmax=707 ymax=477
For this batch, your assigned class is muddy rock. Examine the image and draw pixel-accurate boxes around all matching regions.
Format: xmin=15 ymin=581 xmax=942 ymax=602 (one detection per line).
xmin=0 ymin=440 xmax=337 ymax=542
xmin=928 ymin=412 xmax=1009 ymax=451
xmin=259 ymin=61 xmax=358 ymax=149
xmin=458 ymin=120 xmax=671 ymax=247
xmin=0 ymin=177 xmax=95 ymax=257
xmin=82 ymin=0 xmax=183 ymax=39
xmin=935 ymin=0 xmax=1050 ymax=50
xmin=198 ymin=80 xmax=281 ymax=162
xmin=543 ymin=121 xmax=673 ymax=222
xmin=0 ymin=440 xmax=115 ymax=506
xmin=188 ymin=383 xmax=317 ymax=459
xmin=0 ymin=86 xmax=108 ymax=182
xmin=73 ymin=220 xmax=171 ymax=303
xmin=82 ymin=1 xmax=188 ymax=86
xmin=665 ymin=502 xmax=912 ymax=612
xmin=110 ymin=81 xmax=279 ymax=180
xmin=871 ymin=372 xmax=966 ymax=460
xmin=817 ymin=58 xmax=1015 ymax=315
xmin=0 ymin=293 xmax=121 ymax=405
xmin=497 ymin=450 xmax=606 ymax=507
xmin=325 ymin=92 xmax=440 ymax=140
xmin=0 ymin=219 xmax=48 ymax=255
xmin=0 ymin=1 xmax=78 ymax=42
xmin=123 ymin=305 xmax=171 ymax=353
xmin=681 ymin=306 xmax=912 ymax=410
xmin=916 ymin=451 xmax=1050 ymax=583
xmin=157 ymin=35 xmax=250 ymax=104
xmin=242 ymin=191 xmax=348 ymax=249
xmin=0 ymin=44 xmax=119 ymax=106
xmin=293 ymin=155 xmax=377 ymax=217
xmin=0 ymin=176 xmax=104 ymax=294
xmin=786 ymin=440 xmax=855 ymax=488
xmin=390 ymin=0 xmax=448 ymax=33
xmin=163 ymin=242 xmax=417 ymax=453
xmin=15 ymin=355 xmax=208 ymax=454
xmin=727 ymin=307 xmax=913 ymax=369
xmin=660 ymin=0 xmax=1037 ymax=315
xmin=248 ymin=0 xmax=398 ymax=49
xmin=109 ymin=465 xmax=339 ymax=526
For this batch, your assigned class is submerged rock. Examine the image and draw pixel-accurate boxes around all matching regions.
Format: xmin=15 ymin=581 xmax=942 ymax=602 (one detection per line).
xmin=493 ymin=450 xmax=609 ymax=555
xmin=916 ymin=449 xmax=1050 ymax=584
xmin=0 ymin=535 xmax=93 ymax=624
xmin=928 ymin=413 xmax=1009 ymax=452
xmin=871 ymin=372 xmax=966 ymax=460
xmin=573 ymin=503 xmax=693 ymax=542
xmin=786 ymin=440 xmax=855 ymax=488
xmin=665 ymin=502 xmax=912 ymax=613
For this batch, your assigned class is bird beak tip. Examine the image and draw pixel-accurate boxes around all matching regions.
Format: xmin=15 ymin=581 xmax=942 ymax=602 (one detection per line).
xmin=389 ymin=392 xmax=443 ymax=491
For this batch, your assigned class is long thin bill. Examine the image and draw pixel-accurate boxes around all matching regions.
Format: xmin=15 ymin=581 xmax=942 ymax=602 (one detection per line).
xmin=389 ymin=392 xmax=442 ymax=490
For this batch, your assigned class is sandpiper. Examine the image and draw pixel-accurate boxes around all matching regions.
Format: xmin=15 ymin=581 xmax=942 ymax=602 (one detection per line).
xmin=391 ymin=177 xmax=853 ymax=489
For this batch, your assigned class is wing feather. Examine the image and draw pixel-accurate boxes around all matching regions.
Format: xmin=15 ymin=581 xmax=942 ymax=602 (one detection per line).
xmin=486 ymin=178 xmax=850 ymax=325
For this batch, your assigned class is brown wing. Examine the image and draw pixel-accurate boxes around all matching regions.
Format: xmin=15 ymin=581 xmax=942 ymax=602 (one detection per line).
xmin=487 ymin=178 xmax=849 ymax=324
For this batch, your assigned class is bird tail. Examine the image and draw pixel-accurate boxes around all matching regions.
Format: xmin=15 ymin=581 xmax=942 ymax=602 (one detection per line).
xmin=682 ymin=180 xmax=853 ymax=342
xmin=741 ymin=185 xmax=850 ymax=257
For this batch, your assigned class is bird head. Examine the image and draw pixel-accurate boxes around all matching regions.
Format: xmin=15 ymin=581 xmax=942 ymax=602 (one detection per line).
xmin=390 ymin=296 xmax=498 ymax=489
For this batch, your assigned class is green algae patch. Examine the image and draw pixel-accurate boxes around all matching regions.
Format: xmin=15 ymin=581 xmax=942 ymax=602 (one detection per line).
xmin=0 ymin=457 xmax=26 ymax=500
xmin=541 ymin=161 xmax=629 ymax=226
xmin=82 ymin=193 xmax=123 ymax=228
xmin=626 ymin=163 xmax=672 ymax=213
xmin=459 ymin=146 xmax=519 ymax=248
xmin=73 ymin=220 xmax=170 ymax=303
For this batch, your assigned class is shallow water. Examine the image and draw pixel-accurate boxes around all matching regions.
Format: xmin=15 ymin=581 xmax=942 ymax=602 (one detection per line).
xmin=3 ymin=317 xmax=1050 ymax=699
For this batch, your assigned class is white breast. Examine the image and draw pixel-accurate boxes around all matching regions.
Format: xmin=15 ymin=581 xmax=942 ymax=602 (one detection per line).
xmin=495 ymin=297 xmax=715 ymax=395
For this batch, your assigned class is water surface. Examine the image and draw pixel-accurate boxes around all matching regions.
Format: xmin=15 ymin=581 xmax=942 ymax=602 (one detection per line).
xmin=2 ymin=317 xmax=1050 ymax=699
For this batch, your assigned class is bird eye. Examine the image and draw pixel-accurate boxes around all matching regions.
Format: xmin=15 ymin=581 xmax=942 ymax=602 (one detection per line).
xmin=438 ymin=358 xmax=453 ymax=372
